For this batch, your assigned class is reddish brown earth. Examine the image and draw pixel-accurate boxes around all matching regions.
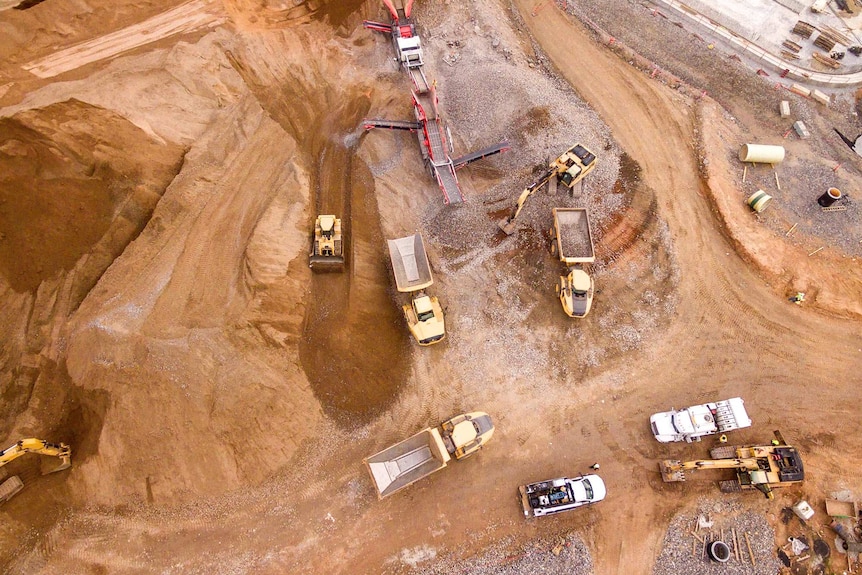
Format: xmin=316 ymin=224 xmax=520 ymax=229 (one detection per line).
xmin=0 ymin=1 xmax=860 ymax=574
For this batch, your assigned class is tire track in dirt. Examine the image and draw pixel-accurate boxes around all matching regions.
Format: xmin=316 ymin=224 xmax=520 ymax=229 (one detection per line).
xmin=517 ymin=2 xmax=862 ymax=574
xmin=22 ymin=0 xmax=225 ymax=79
xmin=223 ymin=29 xmax=412 ymax=426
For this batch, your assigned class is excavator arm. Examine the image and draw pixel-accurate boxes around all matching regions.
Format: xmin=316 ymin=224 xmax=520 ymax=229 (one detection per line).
xmin=497 ymin=168 xmax=555 ymax=235
xmin=0 ymin=438 xmax=71 ymax=474
xmin=660 ymin=457 xmax=760 ymax=482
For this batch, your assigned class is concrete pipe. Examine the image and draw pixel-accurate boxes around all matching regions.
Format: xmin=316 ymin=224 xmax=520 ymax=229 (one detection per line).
xmin=818 ymin=187 xmax=842 ymax=207
xmin=739 ymin=144 xmax=786 ymax=164
xmin=707 ymin=541 xmax=731 ymax=563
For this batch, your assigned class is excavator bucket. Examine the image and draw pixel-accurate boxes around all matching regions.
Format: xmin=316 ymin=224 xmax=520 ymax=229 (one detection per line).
xmin=497 ymin=217 xmax=518 ymax=235
xmin=44 ymin=452 xmax=71 ymax=474
xmin=660 ymin=460 xmax=686 ymax=482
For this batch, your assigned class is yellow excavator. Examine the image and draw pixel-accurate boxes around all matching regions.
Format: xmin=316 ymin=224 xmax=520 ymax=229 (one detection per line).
xmin=0 ymin=438 xmax=72 ymax=474
xmin=498 ymin=143 xmax=597 ymax=235
xmin=659 ymin=433 xmax=804 ymax=499
xmin=0 ymin=438 xmax=71 ymax=503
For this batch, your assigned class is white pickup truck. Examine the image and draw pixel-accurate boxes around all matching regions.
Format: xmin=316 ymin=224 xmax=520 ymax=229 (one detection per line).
xmin=650 ymin=397 xmax=752 ymax=443
xmin=519 ymin=474 xmax=606 ymax=518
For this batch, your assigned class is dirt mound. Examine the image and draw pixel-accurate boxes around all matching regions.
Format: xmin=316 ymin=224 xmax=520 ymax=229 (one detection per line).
xmin=0 ymin=99 xmax=183 ymax=294
xmin=0 ymin=99 xmax=182 ymax=446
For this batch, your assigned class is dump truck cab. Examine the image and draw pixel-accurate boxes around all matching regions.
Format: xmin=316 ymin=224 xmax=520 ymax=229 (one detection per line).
xmin=406 ymin=292 xmax=445 ymax=345
xmin=558 ymin=267 xmax=594 ymax=318
xmin=440 ymin=412 xmax=495 ymax=458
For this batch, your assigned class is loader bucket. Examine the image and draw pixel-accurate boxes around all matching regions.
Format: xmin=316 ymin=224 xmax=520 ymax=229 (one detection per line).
xmin=309 ymin=255 xmax=345 ymax=272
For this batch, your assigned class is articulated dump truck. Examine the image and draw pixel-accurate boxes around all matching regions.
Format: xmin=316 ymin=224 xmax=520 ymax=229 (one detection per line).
xmin=364 ymin=412 xmax=494 ymax=499
xmin=550 ymin=208 xmax=596 ymax=318
xmin=386 ymin=233 xmax=445 ymax=345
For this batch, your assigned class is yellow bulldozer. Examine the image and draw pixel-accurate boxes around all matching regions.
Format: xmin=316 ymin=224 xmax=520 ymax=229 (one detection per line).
xmin=498 ymin=143 xmax=597 ymax=235
xmin=309 ymin=214 xmax=345 ymax=271
xmin=659 ymin=433 xmax=804 ymax=499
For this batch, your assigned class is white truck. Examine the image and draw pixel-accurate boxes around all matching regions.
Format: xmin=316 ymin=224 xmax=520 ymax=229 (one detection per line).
xmin=364 ymin=412 xmax=494 ymax=499
xmin=550 ymin=208 xmax=596 ymax=318
xmin=519 ymin=474 xmax=606 ymax=518
xmin=650 ymin=397 xmax=752 ymax=443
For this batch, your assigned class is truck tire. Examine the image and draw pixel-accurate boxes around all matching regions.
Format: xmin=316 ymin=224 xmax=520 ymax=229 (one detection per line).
xmin=710 ymin=445 xmax=737 ymax=459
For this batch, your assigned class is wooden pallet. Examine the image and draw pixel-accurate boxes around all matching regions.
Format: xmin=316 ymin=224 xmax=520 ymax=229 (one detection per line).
xmin=821 ymin=205 xmax=847 ymax=212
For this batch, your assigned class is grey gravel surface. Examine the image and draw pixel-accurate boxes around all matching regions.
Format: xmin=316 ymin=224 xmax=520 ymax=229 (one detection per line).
xmin=400 ymin=533 xmax=593 ymax=575
xmin=653 ymin=500 xmax=782 ymax=575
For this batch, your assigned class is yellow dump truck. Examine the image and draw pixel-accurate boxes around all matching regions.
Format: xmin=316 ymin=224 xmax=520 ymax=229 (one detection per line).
xmin=364 ymin=412 xmax=494 ymax=499
xmin=386 ymin=233 xmax=445 ymax=345
xmin=550 ymin=208 xmax=596 ymax=318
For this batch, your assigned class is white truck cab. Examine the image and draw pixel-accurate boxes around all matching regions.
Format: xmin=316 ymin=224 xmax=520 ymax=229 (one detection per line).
xmin=650 ymin=397 xmax=752 ymax=443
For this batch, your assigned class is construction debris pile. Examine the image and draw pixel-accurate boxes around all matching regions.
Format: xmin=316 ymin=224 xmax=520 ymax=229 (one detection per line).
xmin=653 ymin=505 xmax=782 ymax=575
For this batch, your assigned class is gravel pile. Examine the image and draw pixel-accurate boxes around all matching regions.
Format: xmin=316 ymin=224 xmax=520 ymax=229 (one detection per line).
xmin=401 ymin=533 xmax=593 ymax=575
xmin=653 ymin=501 xmax=782 ymax=575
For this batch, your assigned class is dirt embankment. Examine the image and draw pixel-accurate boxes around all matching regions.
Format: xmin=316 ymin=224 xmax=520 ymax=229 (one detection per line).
xmin=0 ymin=98 xmax=184 ymax=438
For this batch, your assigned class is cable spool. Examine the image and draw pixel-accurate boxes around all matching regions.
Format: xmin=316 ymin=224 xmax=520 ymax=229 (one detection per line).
xmin=747 ymin=190 xmax=773 ymax=213
xmin=719 ymin=434 xmax=728 ymax=443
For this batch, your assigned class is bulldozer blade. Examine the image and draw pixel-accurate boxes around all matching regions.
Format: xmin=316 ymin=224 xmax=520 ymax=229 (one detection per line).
xmin=497 ymin=218 xmax=517 ymax=235
xmin=44 ymin=455 xmax=71 ymax=475
xmin=309 ymin=256 xmax=345 ymax=272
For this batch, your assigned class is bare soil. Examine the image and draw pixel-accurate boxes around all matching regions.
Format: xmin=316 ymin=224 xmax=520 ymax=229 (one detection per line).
xmin=0 ymin=0 xmax=860 ymax=574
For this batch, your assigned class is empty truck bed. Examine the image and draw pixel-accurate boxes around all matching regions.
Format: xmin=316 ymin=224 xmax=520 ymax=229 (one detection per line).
xmin=364 ymin=428 xmax=451 ymax=499
xmin=387 ymin=234 xmax=434 ymax=292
